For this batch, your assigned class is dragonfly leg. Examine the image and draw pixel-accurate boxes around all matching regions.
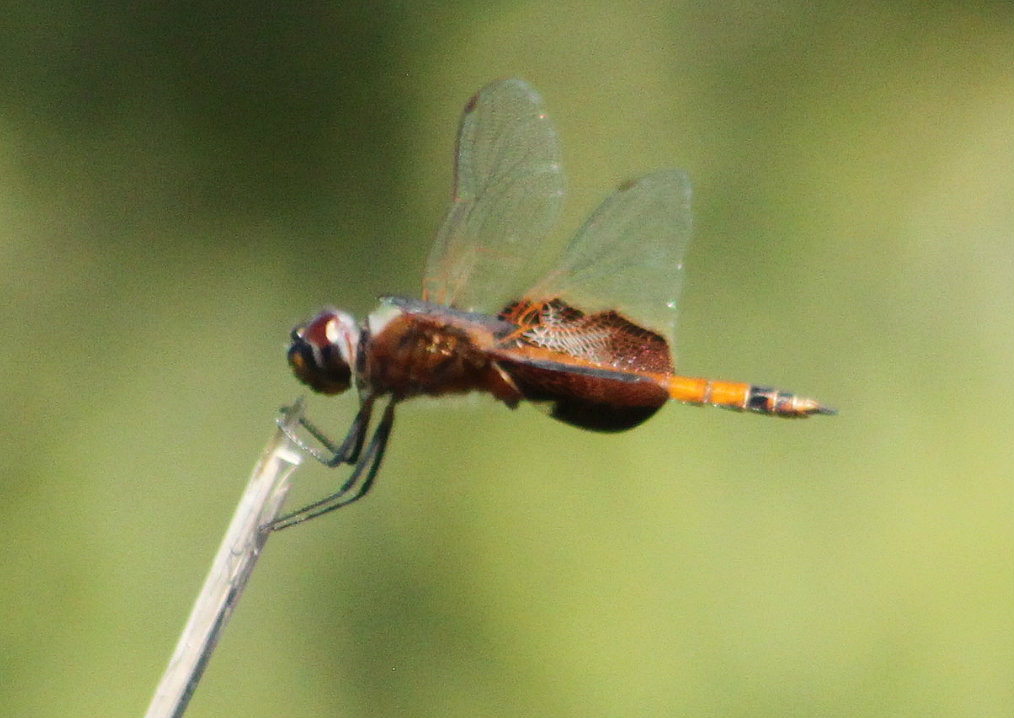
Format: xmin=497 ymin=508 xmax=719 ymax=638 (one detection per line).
xmin=267 ymin=399 xmax=396 ymax=531
xmin=279 ymin=396 xmax=375 ymax=467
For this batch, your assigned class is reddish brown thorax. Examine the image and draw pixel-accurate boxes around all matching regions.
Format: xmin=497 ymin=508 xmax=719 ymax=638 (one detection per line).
xmin=360 ymin=301 xmax=521 ymax=405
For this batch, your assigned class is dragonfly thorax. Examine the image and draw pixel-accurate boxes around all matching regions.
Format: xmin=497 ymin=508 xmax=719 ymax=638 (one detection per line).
xmin=287 ymin=309 xmax=361 ymax=395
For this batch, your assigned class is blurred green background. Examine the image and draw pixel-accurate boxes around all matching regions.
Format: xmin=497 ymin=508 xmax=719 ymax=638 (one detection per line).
xmin=1 ymin=1 xmax=1010 ymax=716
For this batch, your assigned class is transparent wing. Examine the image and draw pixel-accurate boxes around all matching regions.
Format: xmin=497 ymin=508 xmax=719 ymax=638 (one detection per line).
xmin=422 ymin=79 xmax=566 ymax=313
xmin=530 ymin=169 xmax=693 ymax=352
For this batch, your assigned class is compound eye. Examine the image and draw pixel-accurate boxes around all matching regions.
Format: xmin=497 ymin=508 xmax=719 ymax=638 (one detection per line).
xmin=286 ymin=311 xmax=356 ymax=395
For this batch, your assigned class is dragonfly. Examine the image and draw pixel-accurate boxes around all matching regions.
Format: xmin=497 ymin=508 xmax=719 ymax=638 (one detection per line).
xmin=272 ymin=78 xmax=833 ymax=530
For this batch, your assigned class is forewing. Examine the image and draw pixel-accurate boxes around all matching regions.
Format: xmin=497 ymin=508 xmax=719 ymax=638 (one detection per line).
xmin=422 ymin=79 xmax=566 ymax=313
xmin=530 ymin=169 xmax=692 ymax=353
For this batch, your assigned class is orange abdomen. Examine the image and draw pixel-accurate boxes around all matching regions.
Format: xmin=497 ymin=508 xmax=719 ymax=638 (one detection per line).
xmin=665 ymin=375 xmax=833 ymax=417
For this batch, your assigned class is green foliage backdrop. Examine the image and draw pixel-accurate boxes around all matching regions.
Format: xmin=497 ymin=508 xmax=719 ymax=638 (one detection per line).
xmin=1 ymin=2 xmax=1010 ymax=716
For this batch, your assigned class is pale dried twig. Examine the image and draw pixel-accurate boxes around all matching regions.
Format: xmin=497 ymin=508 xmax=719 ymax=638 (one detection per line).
xmin=145 ymin=400 xmax=305 ymax=718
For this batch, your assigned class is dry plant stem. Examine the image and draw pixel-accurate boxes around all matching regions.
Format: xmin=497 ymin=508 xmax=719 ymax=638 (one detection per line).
xmin=145 ymin=400 xmax=305 ymax=718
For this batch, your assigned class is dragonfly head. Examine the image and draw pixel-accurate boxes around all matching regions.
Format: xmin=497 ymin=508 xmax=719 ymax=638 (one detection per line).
xmin=287 ymin=309 xmax=360 ymax=395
